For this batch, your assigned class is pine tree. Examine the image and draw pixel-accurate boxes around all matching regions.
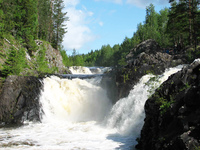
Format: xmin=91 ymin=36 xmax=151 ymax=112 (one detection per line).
xmin=38 ymin=0 xmax=52 ymax=41
xmin=145 ymin=4 xmax=160 ymax=41
xmin=20 ymin=0 xmax=38 ymax=54
xmin=168 ymin=0 xmax=200 ymax=47
xmin=1 ymin=0 xmax=16 ymax=35
xmin=157 ymin=8 xmax=170 ymax=47
xmin=167 ymin=1 xmax=189 ymax=48
xmin=0 ymin=0 xmax=4 ymax=38
xmin=52 ymin=0 xmax=68 ymax=49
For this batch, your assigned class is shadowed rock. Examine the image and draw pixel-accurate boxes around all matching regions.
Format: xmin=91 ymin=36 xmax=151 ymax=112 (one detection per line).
xmin=0 ymin=76 xmax=42 ymax=125
xmin=136 ymin=59 xmax=200 ymax=150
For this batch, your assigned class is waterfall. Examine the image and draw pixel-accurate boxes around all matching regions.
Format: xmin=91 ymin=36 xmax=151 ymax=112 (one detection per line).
xmin=40 ymin=76 xmax=112 ymax=123
xmin=106 ymin=65 xmax=183 ymax=136
xmin=69 ymin=66 xmax=112 ymax=74
xmin=69 ymin=66 xmax=93 ymax=74
xmin=0 ymin=65 xmax=183 ymax=150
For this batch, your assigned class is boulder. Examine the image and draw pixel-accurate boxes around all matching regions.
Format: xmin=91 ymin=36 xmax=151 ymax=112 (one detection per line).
xmin=136 ymin=59 xmax=200 ymax=150
xmin=126 ymin=39 xmax=161 ymax=63
xmin=115 ymin=39 xmax=187 ymax=100
xmin=0 ymin=75 xmax=42 ymax=125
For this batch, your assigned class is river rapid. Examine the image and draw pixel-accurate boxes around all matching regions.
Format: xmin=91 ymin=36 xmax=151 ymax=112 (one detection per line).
xmin=0 ymin=66 xmax=183 ymax=150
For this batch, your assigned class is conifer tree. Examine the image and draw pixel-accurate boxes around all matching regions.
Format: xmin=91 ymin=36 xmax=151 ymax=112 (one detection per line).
xmin=52 ymin=0 xmax=68 ymax=49
xmin=1 ymin=0 xmax=16 ymax=35
xmin=38 ymin=0 xmax=52 ymax=42
xmin=168 ymin=0 xmax=200 ymax=47
xmin=0 ymin=0 xmax=4 ymax=37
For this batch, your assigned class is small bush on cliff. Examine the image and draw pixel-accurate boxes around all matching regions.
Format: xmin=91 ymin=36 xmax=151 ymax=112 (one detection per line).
xmin=2 ymin=47 xmax=27 ymax=77
xmin=153 ymin=92 xmax=174 ymax=115
xmin=36 ymin=43 xmax=58 ymax=74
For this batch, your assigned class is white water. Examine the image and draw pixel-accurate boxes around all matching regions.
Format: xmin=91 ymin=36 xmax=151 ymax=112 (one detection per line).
xmin=0 ymin=66 xmax=183 ymax=150
xmin=69 ymin=66 xmax=111 ymax=74
xmin=69 ymin=66 xmax=93 ymax=74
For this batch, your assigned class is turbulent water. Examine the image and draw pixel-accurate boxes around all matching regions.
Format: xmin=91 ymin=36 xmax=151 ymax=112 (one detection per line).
xmin=0 ymin=66 xmax=183 ymax=150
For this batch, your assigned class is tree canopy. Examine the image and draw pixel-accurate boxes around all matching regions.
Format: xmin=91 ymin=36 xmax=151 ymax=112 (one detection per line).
xmin=0 ymin=0 xmax=68 ymax=52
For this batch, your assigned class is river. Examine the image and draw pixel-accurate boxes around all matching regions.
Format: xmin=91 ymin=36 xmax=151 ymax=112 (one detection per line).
xmin=0 ymin=66 xmax=183 ymax=150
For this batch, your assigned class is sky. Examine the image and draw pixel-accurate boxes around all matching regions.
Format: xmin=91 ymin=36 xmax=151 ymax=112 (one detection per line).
xmin=63 ymin=0 xmax=170 ymax=55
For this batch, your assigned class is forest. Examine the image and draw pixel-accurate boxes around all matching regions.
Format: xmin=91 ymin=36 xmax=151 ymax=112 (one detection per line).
xmin=0 ymin=0 xmax=67 ymax=76
xmin=0 ymin=0 xmax=200 ymax=76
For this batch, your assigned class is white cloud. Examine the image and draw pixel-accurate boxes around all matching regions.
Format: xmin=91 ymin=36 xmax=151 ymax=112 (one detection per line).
xmin=94 ymin=0 xmax=123 ymax=4
xmin=63 ymin=0 xmax=96 ymax=51
xmin=99 ymin=21 xmax=104 ymax=26
xmin=64 ymin=0 xmax=80 ymax=7
xmin=126 ymin=0 xmax=169 ymax=8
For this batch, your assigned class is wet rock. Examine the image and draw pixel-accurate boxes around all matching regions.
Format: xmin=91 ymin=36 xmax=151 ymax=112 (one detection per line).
xmin=0 ymin=75 xmax=42 ymax=125
xmin=136 ymin=59 xmax=200 ymax=150
xmin=115 ymin=39 xmax=187 ymax=100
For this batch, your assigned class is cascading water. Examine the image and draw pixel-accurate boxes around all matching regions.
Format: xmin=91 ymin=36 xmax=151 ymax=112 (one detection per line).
xmin=0 ymin=66 xmax=183 ymax=150
xmin=69 ymin=66 xmax=93 ymax=74
xmin=69 ymin=66 xmax=111 ymax=74
xmin=105 ymin=65 xmax=183 ymax=138
xmin=40 ymin=76 xmax=112 ymax=122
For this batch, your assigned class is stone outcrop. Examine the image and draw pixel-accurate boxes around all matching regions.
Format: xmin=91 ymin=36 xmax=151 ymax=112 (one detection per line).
xmin=126 ymin=39 xmax=161 ymax=63
xmin=115 ymin=39 xmax=188 ymax=100
xmin=136 ymin=59 xmax=200 ymax=150
xmin=34 ymin=40 xmax=69 ymax=74
xmin=0 ymin=76 xmax=42 ymax=125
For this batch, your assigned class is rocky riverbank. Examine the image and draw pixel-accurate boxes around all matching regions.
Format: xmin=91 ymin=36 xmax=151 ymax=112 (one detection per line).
xmin=136 ymin=59 xmax=200 ymax=150
xmin=0 ymin=76 xmax=42 ymax=125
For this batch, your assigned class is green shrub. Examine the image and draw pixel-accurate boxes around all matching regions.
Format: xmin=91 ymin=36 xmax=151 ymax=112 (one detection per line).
xmin=2 ymin=46 xmax=27 ymax=77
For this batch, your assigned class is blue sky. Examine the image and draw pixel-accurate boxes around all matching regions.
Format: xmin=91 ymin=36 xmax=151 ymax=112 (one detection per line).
xmin=63 ymin=0 xmax=170 ymax=55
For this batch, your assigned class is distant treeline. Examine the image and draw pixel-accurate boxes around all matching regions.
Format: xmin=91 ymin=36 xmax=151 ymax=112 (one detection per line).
xmin=62 ymin=1 xmax=200 ymax=67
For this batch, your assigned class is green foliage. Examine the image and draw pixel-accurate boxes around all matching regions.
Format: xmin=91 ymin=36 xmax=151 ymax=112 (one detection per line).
xmin=195 ymin=146 xmax=200 ymax=150
xmin=123 ymin=74 xmax=129 ymax=83
xmin=36 ymin=43 xmax=54 ymax=74
xmin=180 ymin=82 xmax=191 ymax=92
xmin=160 ymin=100 xmax=174 ymax=115
xmin=38 ymin=0 xmax=52 ymax=41
xmin=145 ymin=75 xmax=175 ymax=115
xmin=0 ymin=0 xmax=68 ymax=76
xmin=2 ymin=47 xmax=27 ymax=77
xmin=60 ymin=49 xmax=72 ymax=66
xmin=83 ymin=4 xmax=172 ymax=67
xmin=153 ymin=92 xmax=174 ymax=115
xmin=51 ymin=0 xmax=68 ymax=49
xmin=168 ymin=0 xmax=200 ymax=48
xmin=0 ymin=0 xmax=68 ymax=52
xmin=83 ymin=2 xmax=200 ymax=66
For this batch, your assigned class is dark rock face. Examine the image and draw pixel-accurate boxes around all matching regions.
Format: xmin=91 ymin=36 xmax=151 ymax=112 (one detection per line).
xmin=126 ymin=39 xmax=161 ymax=63
xmin=115 ymin=39 xmax=187 ymax=100
xmin=101 ymin=72 xmax=118 ymax=104
xmin=0 ymin=76 xmax=42 ymax=125
xmin=136 ymin=59 xmax=200 ymax=150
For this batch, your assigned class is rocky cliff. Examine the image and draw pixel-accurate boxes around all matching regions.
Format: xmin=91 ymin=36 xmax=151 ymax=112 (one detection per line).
xmin=136 ymin=59 xmax=200 ymax=150
xmin=34 ymin=40 xmax=68 ymax=74
xmin=0 ymin=37 xmax=69 ymax=76
xmin=115 ymin=39 xmax=188 ymax=100
xmin=0 ymin=76 xmax=42 ymax=125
